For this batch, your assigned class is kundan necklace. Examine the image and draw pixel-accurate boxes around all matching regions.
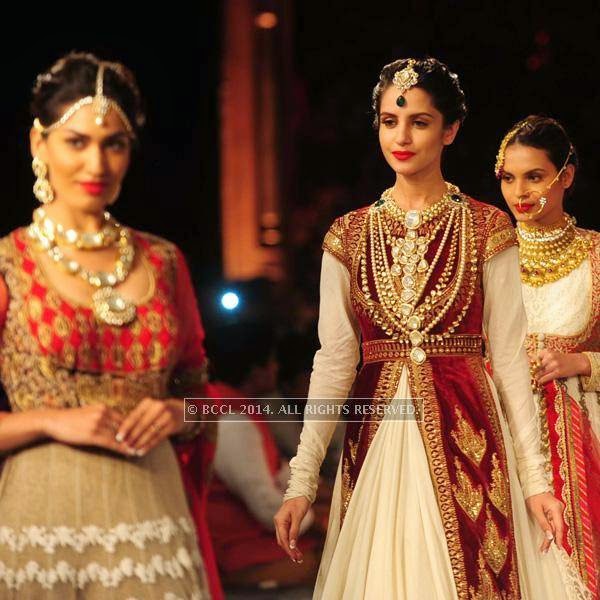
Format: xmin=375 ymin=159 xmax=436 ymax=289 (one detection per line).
xmin=32 ymin=207 xmax=122 ymax=250
xmin=517 ymin=214 xmax=591 ymax=287
xmin=28 ymin=213 xmax=137 ymax=326
xmin=360 ymin=182 xmax=478 ymax=364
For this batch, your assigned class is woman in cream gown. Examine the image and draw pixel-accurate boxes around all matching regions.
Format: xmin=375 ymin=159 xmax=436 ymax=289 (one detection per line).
xmin=274 ymin=59 xmax=590 ymax=599
xmin=497 ymin=116 xmax=600 ymax=599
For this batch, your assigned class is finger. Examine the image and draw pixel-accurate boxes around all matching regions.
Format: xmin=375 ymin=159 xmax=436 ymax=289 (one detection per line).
xmin=535 ymin=510 xmax=554 ymax=553
xmin=121 ymin=401 xmax=161 ymax=446
xmin=116 ymin=400 xmax=149 ymax=443
xmin=275 ymin=514 xmax=295 ymax=561
xmin=135 ymin=415 xmax=171 ymax=455
xmin=538 ymin=370 xmax=559 ymax=385
xmin=552 ymin=505 xmax=564 ymax=550
xmin=274 ymin=520 xmax=282 ymax=546
xmin=128 ymin=408 xmax=166 ymax=449
xmin=136 ymin=416 xmax=172 ymax=456
xmin=93 ymin=430 xmax=134 ymax=456
xmin=288 ymin=513 xmax=304 ymax=563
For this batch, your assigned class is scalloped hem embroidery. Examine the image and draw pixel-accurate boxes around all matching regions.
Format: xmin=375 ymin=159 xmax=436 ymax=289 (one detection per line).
xmin=0 ymin=516 xmax=195 ymax=554
xmin=0 ymin=546 xmax=203 ymax=591
xmin=553 ymin=546 xmax=593 ymax=600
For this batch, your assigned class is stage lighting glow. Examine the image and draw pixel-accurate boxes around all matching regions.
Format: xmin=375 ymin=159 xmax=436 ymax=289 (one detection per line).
xmin=221 ymin=292 xmax=240 ymax=311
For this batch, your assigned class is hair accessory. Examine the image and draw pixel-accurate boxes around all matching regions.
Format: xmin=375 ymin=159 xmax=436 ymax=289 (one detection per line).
xmin=393 ymin=59 xmax=419 ymax=107
xmin=33 ymin=62 xmax=134 ymax=137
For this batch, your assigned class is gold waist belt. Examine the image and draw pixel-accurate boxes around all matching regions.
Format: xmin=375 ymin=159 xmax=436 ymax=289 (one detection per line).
xmin=362 ymin=335 xmax=483 ymax=364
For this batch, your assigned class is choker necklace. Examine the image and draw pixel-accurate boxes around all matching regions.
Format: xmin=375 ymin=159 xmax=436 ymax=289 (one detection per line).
xmin=517 ymin=214 xmax=591 ymax=286
xmin=32 ymin=207 xmax=121 ymax=250
xmin=28 ymin=215 xmax=137 ymax=326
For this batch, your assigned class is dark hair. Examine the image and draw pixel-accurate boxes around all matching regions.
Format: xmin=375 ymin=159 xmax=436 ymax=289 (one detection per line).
xmin=506 ymin=115 xmax=578 ymax=172
xmin=371 ymin=57 xmax=467 ymax=129
xmin=31 ymin=51 xmax=145 ymax=136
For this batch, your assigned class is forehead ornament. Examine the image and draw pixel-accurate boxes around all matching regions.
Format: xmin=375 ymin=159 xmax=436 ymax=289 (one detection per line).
xmin=392 ymin=59 xmax=419 ymax=107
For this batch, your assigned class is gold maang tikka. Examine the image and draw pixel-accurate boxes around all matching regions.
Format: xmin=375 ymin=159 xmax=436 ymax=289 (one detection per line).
xmin=33 ymin=62 xmax=135 ymax=137
xmin=392 ymin=59 xmax=419 ymax=107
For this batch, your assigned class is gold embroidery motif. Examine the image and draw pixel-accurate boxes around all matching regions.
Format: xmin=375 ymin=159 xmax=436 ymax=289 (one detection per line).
xmin=341 ymin=457 xmax=355 ymax=523
xmin=348 ymin=439 xmax=358 ymax=464
xmin=483 ymin=211 xmax=517 ymax=262
xmin=488 ymin=453 xmax=509 ymax=517
xmin=468 ymin=551 xmax=503 ymax=600
xmin=451 ymin=406 xmax=487 ymax=466
xmin=483 ymin=505 xmax=508 ymax=576
xmin=408 ymin=361 xmax=469 ymax=598
xmin=0 ymin=230 xmax=193 ymax=420
xmin=452 ymin=458 xmax=483 ymax=522
xmin=322 ymin=218 xmax=347 ymax=268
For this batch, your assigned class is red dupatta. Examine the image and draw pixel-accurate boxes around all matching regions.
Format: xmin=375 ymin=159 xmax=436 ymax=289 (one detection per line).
xmin=170 ymin=247 xmax=224 ymax=600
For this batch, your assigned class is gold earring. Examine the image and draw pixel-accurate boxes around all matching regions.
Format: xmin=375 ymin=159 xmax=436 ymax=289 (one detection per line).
xmin=32 ymin=156 xmax=55 ymax=204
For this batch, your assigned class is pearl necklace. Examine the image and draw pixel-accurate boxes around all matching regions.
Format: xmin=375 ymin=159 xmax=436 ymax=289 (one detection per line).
xmin=362 ymin=184 xmax=478 ymax=364
xmin=27 ymin=217 xmax=137 ymax=326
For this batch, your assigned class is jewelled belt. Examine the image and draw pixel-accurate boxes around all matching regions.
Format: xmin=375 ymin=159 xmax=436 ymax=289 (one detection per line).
xmin=362 ymin=335 xmax=483 ymax=364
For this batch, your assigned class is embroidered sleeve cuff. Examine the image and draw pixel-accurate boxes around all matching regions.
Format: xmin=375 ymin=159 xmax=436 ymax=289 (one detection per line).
xmin=581 ymin=351 xmax=600 ymax=392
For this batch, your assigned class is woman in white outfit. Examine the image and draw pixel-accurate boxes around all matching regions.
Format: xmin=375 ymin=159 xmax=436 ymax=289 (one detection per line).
xmin=274 ymin=58 xmax=590 ymax=599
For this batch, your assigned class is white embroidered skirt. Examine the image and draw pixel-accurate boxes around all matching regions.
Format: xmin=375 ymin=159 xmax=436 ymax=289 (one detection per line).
xmin=0 ymin=440 xmax=210 ymax=599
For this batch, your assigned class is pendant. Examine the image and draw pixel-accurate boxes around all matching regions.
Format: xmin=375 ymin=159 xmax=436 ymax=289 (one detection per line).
xmin=92 ymin=287 xmax=136 ymax=326
xmin=410 ymin=346 xmax=427 ymax=365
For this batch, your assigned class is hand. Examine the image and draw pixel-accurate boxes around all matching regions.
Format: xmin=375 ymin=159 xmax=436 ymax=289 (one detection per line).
xmin=116 ymin=398 xmax=186 ymax=456
xmin=525 ymin=492 xmax=565 ymax=553
xmin=42 ymin=405 xmax=130 ymax=456
xmin=274 ymin=496 xmax=311 ymax=563
xmin=534 ymin=350 xmax=590 ymax=385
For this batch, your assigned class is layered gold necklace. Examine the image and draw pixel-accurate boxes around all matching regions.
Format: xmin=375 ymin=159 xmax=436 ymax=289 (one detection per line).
xmin=360 ymin=183 xmax=478 ymax=364
xmin=28 ymin=211 xmax=137 ymax=326
xmin=517 ymin=214 xmax=591 ymax=287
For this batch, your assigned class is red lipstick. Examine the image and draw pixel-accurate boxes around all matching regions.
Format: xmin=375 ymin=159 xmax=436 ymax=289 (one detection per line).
xmin=80 ymin=181 xmax=107 ymax=196
xmin=392 ymin=151 xmax=415 ymax=161
xmin=515 ymin=203 xmax=534 ymax=214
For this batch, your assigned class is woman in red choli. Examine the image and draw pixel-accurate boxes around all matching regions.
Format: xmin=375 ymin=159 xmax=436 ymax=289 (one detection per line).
xmin=0 ymin=52 xmax=222 ymax=599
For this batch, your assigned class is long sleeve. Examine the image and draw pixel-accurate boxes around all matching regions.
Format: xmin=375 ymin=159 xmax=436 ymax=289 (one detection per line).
xmin=284 ymin=251 xmax=361 ymax=504
xmin=215 ymin=414 xmax=313 ymax=533
xmin=483 ymin=245 xmax=551 ymax=498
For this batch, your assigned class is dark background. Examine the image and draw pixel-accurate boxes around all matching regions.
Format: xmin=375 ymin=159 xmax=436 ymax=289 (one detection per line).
xmin=2 ymin=3 xmax=598 ymax=309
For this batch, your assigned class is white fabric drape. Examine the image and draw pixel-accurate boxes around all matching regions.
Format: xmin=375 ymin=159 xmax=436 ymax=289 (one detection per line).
xmin=285 ymin=247 xmax=589 ymax=599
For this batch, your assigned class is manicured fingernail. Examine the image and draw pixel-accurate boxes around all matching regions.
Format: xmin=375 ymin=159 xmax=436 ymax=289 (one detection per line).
xmin=545 ymin=530 xmax=554 ymax=540
xmin=115 ymin=433 xmax=124 ymax=442
xmin=136 ymin=448 xmax=146 ymax=457
xmin=127 ymin=447 xmax=137 ymax=456
xmin=289 ymin=540 xmax=296 ymax=549
xmin=297 ymin=559 xmax=303 ymax=564
xmin=291 ymin=558 xmax=297 ymax=563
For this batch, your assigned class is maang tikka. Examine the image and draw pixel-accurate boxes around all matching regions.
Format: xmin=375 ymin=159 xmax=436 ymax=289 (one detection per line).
xmin=393 ymin=59 xmax=419 ymax=107
xmin=33 ymin=62 xmax=135 ymax=137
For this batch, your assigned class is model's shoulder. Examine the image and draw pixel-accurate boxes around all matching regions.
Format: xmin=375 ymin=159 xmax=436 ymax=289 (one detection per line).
xmin=0 ymin=227 xmax=28 ymax=257
xmin=323 ymin=204 xmax=371 ymax=268
xmin=462 ymin=198 xmax=517 ymax=261
xmin=465 ymin=197 xmax=513 ymax=226
xmin=132 ymin=229 xmax=179 ymax=255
